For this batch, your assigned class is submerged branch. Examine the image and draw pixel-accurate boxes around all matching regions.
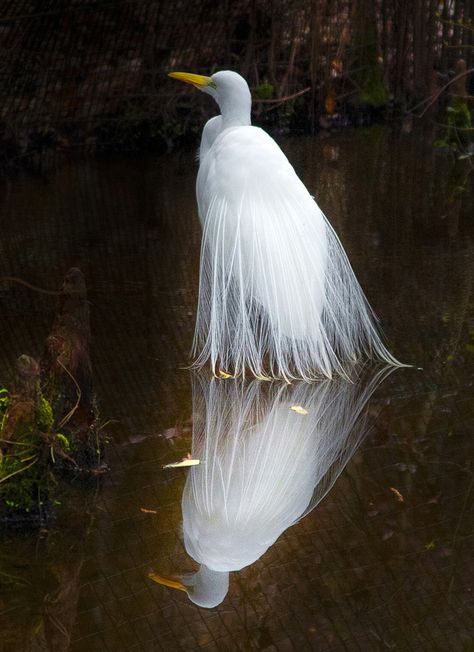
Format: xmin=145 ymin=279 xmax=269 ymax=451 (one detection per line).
xmin=256 ymin=87 xmax=311 ymax=106
xmin=0 ymin=277 xmax=62 ymax=296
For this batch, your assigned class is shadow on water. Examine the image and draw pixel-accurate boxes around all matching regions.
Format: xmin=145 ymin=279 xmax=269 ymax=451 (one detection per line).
xmin=0 ymin=126 xmax=473 ymax=650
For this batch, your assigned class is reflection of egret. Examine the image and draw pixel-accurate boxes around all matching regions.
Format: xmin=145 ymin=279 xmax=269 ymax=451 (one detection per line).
xmin=169 ymin=70 xmax=403 ymax=380
xmin=150 ymin=367 xmax=393 ymax=608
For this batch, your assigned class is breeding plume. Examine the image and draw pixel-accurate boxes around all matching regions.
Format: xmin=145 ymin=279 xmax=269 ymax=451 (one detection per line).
xmin=149 ymin=367 xmax=393 ymax=607
xmin=169 ymin=70 xmax=403 ymax=380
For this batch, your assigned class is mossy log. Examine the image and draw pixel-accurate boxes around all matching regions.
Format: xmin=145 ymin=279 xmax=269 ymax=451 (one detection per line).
xmin=42 ymin=268 xmax=101 ymax=465
xmin=0 ymin=355 xmax=54 ymax=516
xmin=43 ymin=268 xmax=91 ymax=399
xmin=0 ymin=268 xmax=106 ymax=522
xmin=1 ymin=355 xmax=43 ymax=444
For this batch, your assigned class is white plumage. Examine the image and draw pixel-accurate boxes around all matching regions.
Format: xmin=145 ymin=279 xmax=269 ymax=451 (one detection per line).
xmin=151 ymin=366 xmax=392 ymax=608
xmin=169 ymin=70 xmax=404 ymax=380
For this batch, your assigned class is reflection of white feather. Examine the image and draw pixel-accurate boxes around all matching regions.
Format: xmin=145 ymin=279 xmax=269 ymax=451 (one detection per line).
xmin=194 ymin=123 xmax=403 ymax=381
xmin=179 ymin=367 xmax=392 ymax=607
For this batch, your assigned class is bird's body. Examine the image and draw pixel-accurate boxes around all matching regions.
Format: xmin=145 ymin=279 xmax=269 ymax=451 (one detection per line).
xmin=169 ymin=70 xmax=403 ymax=380
xmin=196 ymin=124 xmax=327 ymax=361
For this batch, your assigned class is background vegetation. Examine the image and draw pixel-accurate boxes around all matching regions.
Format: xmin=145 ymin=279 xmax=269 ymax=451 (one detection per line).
xmin=0 ymin=0 xmax=473 ymax=164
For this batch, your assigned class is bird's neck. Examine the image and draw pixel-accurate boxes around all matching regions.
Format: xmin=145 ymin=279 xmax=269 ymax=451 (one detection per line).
xmin=218 ymin=92 xmax=251 ymax=128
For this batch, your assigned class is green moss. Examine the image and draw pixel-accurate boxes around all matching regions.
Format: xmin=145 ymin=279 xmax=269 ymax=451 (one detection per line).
xmin=0 ymin=392 xmax=53 ymax=437
xmin=253 ymin=83 xmax=274 ymax=101
xmin=55 ymin=433 xmax=70 ymax=453
xmin=0 ymin=379 xmax=103 ymax=516
xmin=446 ymin=97 xmax=472 ymax=151
xmin=358 ymin=76 xmax=390 ymax=108
xmin=37 ymin=397 xmax=53 ymax=432
xmin=354 ymin=43 xmax=390 ymax=108
xmin=1 ymin=447 xmax=41 ymax=512
xmin=0 ymin=389 xmax=54 ymax=513
xmin=447 ymin=98 xmax=472 ymax=128
xmin=0 ymin=388 xmax=8 ymax=408
xmin=0 ymin=389 xmax=8 ymax=431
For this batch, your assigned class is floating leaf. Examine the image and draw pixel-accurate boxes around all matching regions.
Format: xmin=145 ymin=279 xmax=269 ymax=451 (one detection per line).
xmin=389 ymin=487 xmax=404 ymax=502
xmin=163 ymin=458 xmax=200 ymax=469
xmin=218 ymin=370 xmax=232 ymax=379
xmin=290 ymin=405 xmax=308 ymax=415
xmin=425 ymin=540 xmax=436 ymax=551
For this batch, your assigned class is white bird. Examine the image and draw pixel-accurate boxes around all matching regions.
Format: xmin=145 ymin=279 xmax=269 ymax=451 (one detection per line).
xmin=169 ymin=70 xmax=404 ymax=380
xmin=149 ymin=366 xmax=393 ymax=608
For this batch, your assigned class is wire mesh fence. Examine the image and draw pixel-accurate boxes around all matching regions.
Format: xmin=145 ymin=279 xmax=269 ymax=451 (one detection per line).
xmin=0 ymin=0 xmax=473 ymax=161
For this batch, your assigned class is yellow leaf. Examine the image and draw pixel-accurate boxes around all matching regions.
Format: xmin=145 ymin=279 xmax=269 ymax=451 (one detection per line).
xmin=290 ymin=405 xmax=308 ymax=415
xmin=389 ymin=487 xmax=404 ymax=502
xmin=218 ymin=370 xmax=232 ymax=378
xmin=162 ymin=458 xmax=200 ymax=469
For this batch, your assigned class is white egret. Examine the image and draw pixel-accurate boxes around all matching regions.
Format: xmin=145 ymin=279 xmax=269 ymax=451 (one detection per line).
xmin=150 ymin=366 xmax=393 ymax=607
xmin=169 ymin=70 xmax=404 ymax=380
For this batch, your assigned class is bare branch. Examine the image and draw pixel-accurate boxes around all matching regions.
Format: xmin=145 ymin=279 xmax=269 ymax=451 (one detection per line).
xmin=408 ymin=67 xmax=474 ymax=118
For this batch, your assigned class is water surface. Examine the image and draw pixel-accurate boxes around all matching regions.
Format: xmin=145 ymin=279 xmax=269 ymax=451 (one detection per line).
xmin=0 ymin=126 xmax=473 ymax=651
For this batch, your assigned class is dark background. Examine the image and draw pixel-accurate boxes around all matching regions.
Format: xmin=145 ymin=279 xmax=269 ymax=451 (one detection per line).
xmin=0 ymin=0 xmax=473 ymax=162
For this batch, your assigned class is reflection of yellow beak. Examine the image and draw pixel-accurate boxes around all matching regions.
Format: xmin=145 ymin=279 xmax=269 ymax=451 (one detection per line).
xmin=148 ymin=571 xmax=186 ymax=592
xmin=168 ymin=72 xmax=214 ymax=89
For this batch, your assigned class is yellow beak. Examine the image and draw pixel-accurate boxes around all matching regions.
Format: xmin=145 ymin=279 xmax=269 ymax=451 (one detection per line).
xmin=168 ymin=72 xmax=213 ymax=89
xmin=148 ymin=571 xmax=186 ymax=592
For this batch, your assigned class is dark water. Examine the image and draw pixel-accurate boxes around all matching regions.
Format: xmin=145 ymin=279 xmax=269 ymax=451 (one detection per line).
xmin=0 ymin=126 xmax=473 ymax=651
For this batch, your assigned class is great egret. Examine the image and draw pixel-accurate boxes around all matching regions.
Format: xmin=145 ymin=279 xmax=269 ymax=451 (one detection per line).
xmin=169 ymin=70 xmax=403 ymax=380
xmin=150 ymin=366 xmax=393 ymax=607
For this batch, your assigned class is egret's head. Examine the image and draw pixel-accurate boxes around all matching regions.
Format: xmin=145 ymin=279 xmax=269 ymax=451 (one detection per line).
xmin=149 ymin=565 xmax=229 ymax=609
xmin=168 ymin=70 xmax=251 ymax=125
